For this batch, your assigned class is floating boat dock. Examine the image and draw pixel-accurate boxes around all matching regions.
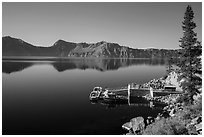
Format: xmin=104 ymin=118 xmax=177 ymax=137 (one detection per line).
xmin=105 ymin=83 xmax=182 ymax=97
xmin=90 ymin=83 xmax=183 ymax=108
xmin=90 ymin=83 xmax=183 ymax=103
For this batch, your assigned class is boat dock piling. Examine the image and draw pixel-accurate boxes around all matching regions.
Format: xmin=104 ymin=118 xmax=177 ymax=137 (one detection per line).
xmin=128 ymin=84 xmax=131 ymax=105
xmin=150 ymin=87 xmax=154 ymax=98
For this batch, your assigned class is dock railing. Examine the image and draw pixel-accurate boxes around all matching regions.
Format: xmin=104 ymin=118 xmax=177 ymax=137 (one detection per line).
xmin=105 ymin=86 xmax=128 ymax=92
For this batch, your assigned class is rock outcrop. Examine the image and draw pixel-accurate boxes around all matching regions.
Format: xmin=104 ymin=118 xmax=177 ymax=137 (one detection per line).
xmin=122 ymin=116 xmax=145 ymax=135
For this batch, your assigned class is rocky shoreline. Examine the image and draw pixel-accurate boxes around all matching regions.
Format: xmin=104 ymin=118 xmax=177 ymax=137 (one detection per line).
xmin=122 ymin=72 xmax=202 ymax=135
xmin=122 ymin=94 xmax=182 ymax=135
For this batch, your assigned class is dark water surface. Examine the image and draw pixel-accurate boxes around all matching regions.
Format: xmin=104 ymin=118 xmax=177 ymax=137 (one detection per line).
xmin=2 ymin=58 xmax=167 ymax=135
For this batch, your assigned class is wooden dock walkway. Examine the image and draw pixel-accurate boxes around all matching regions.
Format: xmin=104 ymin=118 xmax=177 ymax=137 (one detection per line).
xmin=90 ymin=83 xmax=183 ymax=107
xmin=104 ymin=83 xmax=182 ymax=98
xmin=105 ymin=84 xmax=149 ymax=92
xmin=105 ymin=86 xmax=128 ymax=92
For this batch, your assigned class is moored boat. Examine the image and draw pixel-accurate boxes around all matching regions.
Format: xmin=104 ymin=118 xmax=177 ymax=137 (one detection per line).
xmin=89 ymin=87 xmax=103 ymax=101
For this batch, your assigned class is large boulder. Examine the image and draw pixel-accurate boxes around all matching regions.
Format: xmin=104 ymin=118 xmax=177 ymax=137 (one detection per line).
xmin=193 ymin=93 xmax=202 ymax=101
xmin=130 ymin=117 xmax=145 ymax=133
xmin=195 ymin=123 xmax=202 ymax=132
xmin=122 ymin=122 xmax=132 ymax=131
xmin=191 ymin=116 xmax=202 ymax=125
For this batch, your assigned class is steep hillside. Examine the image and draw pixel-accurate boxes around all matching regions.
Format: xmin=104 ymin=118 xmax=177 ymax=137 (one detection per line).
xmin=68 ymin=41 xmax=178 ymax=58
xmin=2 ymin=36 xmax=179 ymax=58
xmin=2 ymin=37 xmax=77 ymax=57
xmin=2 ymin=36 xmax=38 ymax=56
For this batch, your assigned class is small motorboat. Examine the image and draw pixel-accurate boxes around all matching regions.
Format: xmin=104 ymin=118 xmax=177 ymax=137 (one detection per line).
xmin=89 ymin=87 xmax=103 ymax=101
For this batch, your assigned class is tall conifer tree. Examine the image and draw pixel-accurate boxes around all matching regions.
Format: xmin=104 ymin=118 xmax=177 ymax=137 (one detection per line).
xmin=178 ymin=5 xmax=202 ymax=103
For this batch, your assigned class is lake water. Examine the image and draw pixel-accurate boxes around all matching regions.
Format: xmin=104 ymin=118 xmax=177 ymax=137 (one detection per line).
xmin=2 ymin=58 xmax=168 ymax=135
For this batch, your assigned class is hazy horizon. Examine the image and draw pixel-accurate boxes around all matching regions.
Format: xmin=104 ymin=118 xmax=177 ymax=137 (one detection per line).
xmin=2 ymin=2 xmax=202 ymax=49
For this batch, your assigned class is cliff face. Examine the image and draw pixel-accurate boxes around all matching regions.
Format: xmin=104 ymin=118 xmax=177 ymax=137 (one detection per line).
xmin=68 ymin=41 xmax=129 ymax=58
xmin=68 ymin=41 xmax=178 ymax=58
xmin=2 ymin=36 xmax=179 ymax=58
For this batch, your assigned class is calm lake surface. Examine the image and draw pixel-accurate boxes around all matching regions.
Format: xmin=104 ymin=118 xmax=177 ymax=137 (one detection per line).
xmin=2 ymin=58 xmax=168 ymax=135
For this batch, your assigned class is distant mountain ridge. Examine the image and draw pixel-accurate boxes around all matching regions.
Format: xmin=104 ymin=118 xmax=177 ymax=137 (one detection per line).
xmin=2 ymin=36 xmax=179 ymax=58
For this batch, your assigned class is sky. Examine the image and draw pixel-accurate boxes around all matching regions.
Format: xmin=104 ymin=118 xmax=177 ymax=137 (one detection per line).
xmin=2 ymin=2 xmax=202 ymax=49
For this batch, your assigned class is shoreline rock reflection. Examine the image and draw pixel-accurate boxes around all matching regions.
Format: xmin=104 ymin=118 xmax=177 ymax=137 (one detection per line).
xmin=3 ymin=58 xmax=168 ymax=74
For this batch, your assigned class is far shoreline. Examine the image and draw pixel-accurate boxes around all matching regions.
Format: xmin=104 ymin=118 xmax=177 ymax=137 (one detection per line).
xmin=2 ymin=56 xmax=171 ymax=61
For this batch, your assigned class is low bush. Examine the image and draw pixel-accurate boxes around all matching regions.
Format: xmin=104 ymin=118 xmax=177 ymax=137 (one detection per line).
xmin=143 ymin=116 xmax=188 ymax=135
xmin=143 ymin=97 xmax=202 ymax=135
xmin=181 ymin=96 xmax=202 ymax=119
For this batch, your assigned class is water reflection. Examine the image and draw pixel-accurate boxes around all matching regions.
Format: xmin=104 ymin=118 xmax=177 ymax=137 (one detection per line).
xmin=3 ymin=58 xmax=167 ymax=74
xmin=90 ymin=97 xmax=165 ymax=109
xmin=2 ymin=61 xmax=33 ymax=74
xmin=3 ymin=58 xmax=167 ymax=135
